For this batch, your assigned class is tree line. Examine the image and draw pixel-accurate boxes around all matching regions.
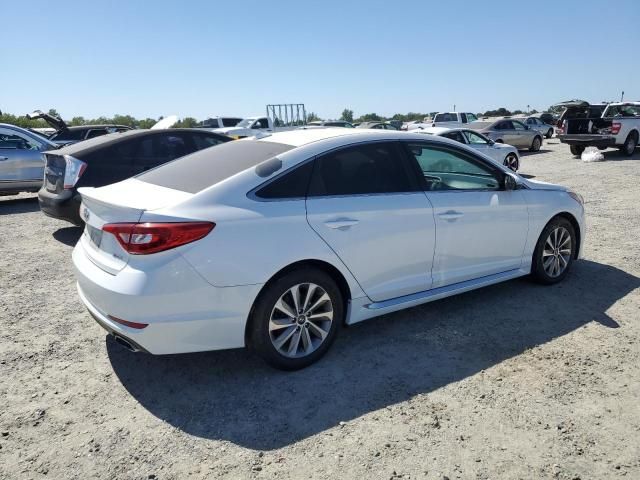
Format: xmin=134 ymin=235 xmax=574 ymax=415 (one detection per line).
xmin=1 ymin=106 xmax=542 ymax=130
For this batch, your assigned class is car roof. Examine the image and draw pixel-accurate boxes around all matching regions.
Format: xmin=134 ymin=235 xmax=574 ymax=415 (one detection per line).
xmin=63 ymin=124 xmax=132 ymax=131
xmin=46 ymin=128 xmax=229 ymax=156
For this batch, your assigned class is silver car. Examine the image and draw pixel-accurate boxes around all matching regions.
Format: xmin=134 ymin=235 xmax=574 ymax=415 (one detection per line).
xmin=469 ymin=119 xmax=543 ymax=152
xmin=519 ymin=116 xmax=555 ymax=139
xmin=0 ymin=123 xmax=57 ymax=196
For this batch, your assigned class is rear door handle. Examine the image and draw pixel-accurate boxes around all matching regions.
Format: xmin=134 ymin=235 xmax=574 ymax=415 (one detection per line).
xmin=324 ymin=218 xmax=359 ymax=230
xmin=438 ymin=210 xmax=464 ymax=220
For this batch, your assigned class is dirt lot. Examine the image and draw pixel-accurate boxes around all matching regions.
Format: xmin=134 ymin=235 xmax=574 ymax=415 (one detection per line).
xmin=1 ymin=140 xmax=639 ymax=480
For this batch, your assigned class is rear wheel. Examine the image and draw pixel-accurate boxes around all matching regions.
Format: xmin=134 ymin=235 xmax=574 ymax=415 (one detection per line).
xmin=503 ymin=153 xmax=519 ymax=171
xmin=529 ymin=136 xmax=542 ymax=152
xmin=546 ymin=128 xmax=554 ymax=139
xmin=531 ymin=217 xmax=576 ymax=285
xmin=619 ymin=132 xmax=638 ymax=156
xmin=569 ymin=145 xmax=585 ymax=157
xmin=248 ymin=268 xmax=343 ymax=370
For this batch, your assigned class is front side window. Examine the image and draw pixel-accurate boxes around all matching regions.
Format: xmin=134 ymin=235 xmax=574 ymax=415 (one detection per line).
xmin=253 ymin=118 xmax=269 ymax=129
xmin=0 ymin=128 xmax=45 ymax=150
xmin=308 ymin=142 xmax=414 ymax=196
xmin=404 ymin=143 xmax=500 ymax=191
xmin=464 ymin=131 xmax=490 ymax=145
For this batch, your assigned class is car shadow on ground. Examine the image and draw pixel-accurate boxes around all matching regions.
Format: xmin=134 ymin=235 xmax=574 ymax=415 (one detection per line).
xmin=107 ymin=260 xmax=638 ymax=450
xmin=601 ymin=149 xmax=640 ymax=161
xmin=52 ymin=226 xmax=83 ymax=246
xmin=0 ymin=196 xmax=39 ymax=215
xmin=520 ymin=149 xmax=552 ymax=156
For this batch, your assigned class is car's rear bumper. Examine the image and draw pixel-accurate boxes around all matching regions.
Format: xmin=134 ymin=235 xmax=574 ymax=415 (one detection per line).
xmin=558 ymin=134 xmax=616 ymax=148
xmin=72 ymin=239 xmax=263 ymax=354
xmin=38 ymin=188 xmax=83 ymax=225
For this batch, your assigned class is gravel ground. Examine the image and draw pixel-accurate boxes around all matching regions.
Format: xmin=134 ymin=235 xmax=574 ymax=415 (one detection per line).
xmin=1 ymin=140 xmax=639 ymax=480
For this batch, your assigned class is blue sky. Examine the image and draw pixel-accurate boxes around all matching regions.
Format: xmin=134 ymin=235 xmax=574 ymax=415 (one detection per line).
xmin=3 ymin=0 xmax=638 ymax=120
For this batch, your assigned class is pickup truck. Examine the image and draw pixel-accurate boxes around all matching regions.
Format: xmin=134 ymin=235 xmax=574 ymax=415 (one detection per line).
xmin=557 ymin=102 xmax=640 ymax=156
xmin=213 ymin=104 xmax=308 ymax=138
xmin=432 ymin=112 xmax=479 ymax=127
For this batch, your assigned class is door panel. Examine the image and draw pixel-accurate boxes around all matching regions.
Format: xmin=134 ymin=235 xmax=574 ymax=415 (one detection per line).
xmin=306 ymin=194 xmax=435 ymax=301
xmin=426 ymin=190 xmax=529 ymax=286
xmin=0 ymin=128 xmax=46 ymax=181
xmin=305 ymin=141 xmax=435 ymax=302
xmin=402 ymin=140 xmax=529 ymax=287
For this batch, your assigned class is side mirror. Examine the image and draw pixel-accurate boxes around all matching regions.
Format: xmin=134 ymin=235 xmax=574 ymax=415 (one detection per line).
xmin=503 ymin=173 xmax=517 ymax=191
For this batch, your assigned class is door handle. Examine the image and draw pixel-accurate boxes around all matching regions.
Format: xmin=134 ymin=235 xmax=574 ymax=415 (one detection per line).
xmin=438 ymin=210 xmax=464 ymax=221
xmin=324 ymin=218 xmax=359 ymax=230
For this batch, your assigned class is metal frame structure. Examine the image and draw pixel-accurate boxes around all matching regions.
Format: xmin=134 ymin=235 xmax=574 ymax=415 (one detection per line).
xmin=266 ymin=104 xmax=307 ymax=127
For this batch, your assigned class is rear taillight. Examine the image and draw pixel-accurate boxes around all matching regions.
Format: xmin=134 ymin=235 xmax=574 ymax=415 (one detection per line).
xmin=557 ymin=121 xmax=565 ymax=135
xmin=102 ymin=222 xmax=215 ymax=254
xmin=611 ymin=122 xmax=621 ymax=135
xmin=63 ymin=155 xmax=87 ymax=189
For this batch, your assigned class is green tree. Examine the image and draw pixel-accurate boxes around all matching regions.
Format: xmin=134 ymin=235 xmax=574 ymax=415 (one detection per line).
xmin=307 ymin=112 xmax=321 ymax=122
xmin=357 ymin=113 xmax=382 ymax=122
xmin=47 ymin=108 xmax=60 ymax=118
xmin=340 ymin=108 xmax=354 ymax=123
xmin=174 ymin=117 xmax=198 ymax=128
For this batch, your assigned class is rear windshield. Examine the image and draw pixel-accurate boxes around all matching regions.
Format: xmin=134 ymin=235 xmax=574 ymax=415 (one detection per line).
xmin=137 ymin=140 xmax=294 ymax=193
xmin=434 ymin=113 xmax=458 ymax=122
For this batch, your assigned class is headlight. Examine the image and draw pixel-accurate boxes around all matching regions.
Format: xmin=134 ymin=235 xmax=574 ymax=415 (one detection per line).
xmin=567 ymin=190 xmax=584 ymax=206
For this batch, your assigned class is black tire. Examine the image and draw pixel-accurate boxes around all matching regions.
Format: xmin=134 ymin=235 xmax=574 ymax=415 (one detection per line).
xmin=503 ymin=153 xmax=519 ymax=172
xmin=529 ymin=136 xmax=542 ymax=152
xmin=546 ymin=128 xmax=554 ymax=139
xmin=569 ymin=145 xmax=585 ymax=157
xmin=531 ymin=217 xmax=576 ymax=285
xmin=619 ymin=132 xmax=638 ymax=157
xmin=248 ymin=268 xmax=343 ymax=370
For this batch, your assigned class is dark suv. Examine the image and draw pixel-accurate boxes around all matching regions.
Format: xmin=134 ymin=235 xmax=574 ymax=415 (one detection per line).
xmin=38 ymin=129 xmax=231 ymax=225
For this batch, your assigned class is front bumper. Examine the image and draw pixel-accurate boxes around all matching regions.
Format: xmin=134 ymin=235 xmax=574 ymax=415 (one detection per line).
xmin=38 ymin=188 xmax=83 ymax=225
xmin=558 ymin=134 xmax=616 ymax=148
xmin=72 ymin=240 xmax=263 ymax=355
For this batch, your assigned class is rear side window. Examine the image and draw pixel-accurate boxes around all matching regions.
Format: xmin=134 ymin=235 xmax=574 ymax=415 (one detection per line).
xmin=254 ymin=160 xmax=314 ymax=199
xmin=308 ymin=142 xmax=414 ymax=196
xmin=86 ymin=129 xmax=108 ymax=139
xmin=137 ymin=140 xmax=294 ymax=193
xmin=191 ymin=133 xmax=225 ymax=150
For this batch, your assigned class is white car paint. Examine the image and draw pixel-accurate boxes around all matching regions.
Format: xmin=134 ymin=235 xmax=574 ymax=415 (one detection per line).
xmin=413 ymin=126 xmax=520 ymax=170
xmin=72 ymin=129 xmax=585 ymax=359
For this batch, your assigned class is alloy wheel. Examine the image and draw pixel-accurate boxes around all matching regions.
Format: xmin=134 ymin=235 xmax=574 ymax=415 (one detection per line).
xmin=542 ymin=226 xmax=572 ymax=278
xmin=269 ymin=283 xmax=334 ymax=358
xmin=504 ymin=153 xmax=519 ymax=171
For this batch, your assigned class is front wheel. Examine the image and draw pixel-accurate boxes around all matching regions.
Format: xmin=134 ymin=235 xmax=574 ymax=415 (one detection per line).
xmin=529 ymin=136 xmax=542 ymax=152
xmin=531 ymin=217 xmax=576 ymax=285
xmin=248 ymin=268 xmax=343 ymax=370
xmin=503 ymin=153 xmax=519 ymax=172
xmin=569 ymin=145 xmax=585 ymax=157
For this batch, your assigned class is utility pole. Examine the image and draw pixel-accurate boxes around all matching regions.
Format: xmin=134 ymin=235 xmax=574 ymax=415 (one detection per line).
xmin=621 ymin=91 xmax=625 ymax=102
xmin=527 ymin=104 xmax=530 ymax=114
xmin=453 ymin=104 xmax=456 ymax=112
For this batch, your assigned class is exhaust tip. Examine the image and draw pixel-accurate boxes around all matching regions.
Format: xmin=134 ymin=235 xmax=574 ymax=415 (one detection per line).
xmin=113 ymin=334 xmax=138 ymax=352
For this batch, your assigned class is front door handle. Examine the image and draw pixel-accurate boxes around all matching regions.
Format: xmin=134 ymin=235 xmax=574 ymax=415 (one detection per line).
xmin=438 ymin=210 xmax=464 ymax=221
xmin=324 ymin=218 xmax=359 ymax=230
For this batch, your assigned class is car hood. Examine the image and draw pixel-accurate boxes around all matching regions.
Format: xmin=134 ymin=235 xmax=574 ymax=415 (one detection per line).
xmin=521 ymin=178 xmax=567 ymax=191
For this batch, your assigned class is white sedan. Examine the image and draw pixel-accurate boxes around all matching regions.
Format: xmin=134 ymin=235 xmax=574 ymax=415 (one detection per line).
xmin=414 ymin=126 xmax=521 ymax=171
xmin=73 ymin=129 xmax=585 ymax=370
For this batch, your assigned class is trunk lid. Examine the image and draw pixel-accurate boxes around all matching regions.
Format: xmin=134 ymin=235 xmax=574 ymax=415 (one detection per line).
xmin=78 ymin=179 xmax=193 ymax=274
xmin=26 ymin=110 xmax=68 ymax=131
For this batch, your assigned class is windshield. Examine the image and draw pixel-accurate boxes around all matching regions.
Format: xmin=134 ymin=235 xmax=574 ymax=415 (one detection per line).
xmin=236 ymin=119 xmax=255 ymax=128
